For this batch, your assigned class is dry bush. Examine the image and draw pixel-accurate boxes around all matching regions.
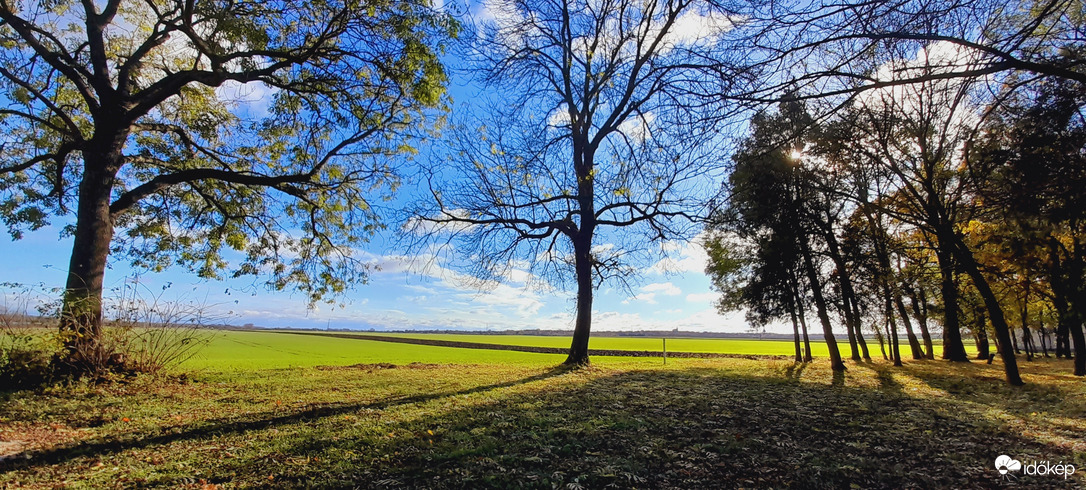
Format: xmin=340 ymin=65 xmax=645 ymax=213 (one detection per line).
xmin=0 ymin=280 xmax=215 ymax=387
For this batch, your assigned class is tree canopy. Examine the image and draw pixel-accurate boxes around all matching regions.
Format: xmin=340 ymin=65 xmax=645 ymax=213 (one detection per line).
xmin=0 ymin=0 xmax=456 ymax=368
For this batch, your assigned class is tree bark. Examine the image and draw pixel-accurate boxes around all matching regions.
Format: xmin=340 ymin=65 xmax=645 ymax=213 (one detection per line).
xmin=874 ymin=320 xmax=888 ymax=360
xmin=885 ymin=290 xmax=902 ymax=366
xmin=910 ymin=287 xmax=936 ymax=359
xmin=823 ymin=231 xmax=861 ymax=361
xmin=799 ymin=239 xmax=845 ymax=371
xmin=565 ymin=137 xmax=595 ymax=366
xmin=976 ymin=323 xmax=991 ymax=360
xmin=788 ymin=284 xmax=803 ymax=363
xmin=59 ymin=138 xmax=124 ymax=367
xmin=1021 ymin=290 xmax=1034 ymax=362
xmin=946 ymin=233 xmax=1023 ymax=385
xmin=934 ymin=246 xmax=970 ymax=362
xmin=791 ymin=268 xmax=813 ymax=362
xmin=564 ymin=239 xmax=593 ymax=365
xmin=972 ymin=300 xmax=990 ymax=360
xmin=894 ymin=294 xmax=924 ymax=360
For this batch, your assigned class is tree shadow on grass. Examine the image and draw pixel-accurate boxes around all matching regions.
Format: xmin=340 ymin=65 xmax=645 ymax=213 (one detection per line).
xmin=866 ymin=360 xmax=1086 ymax=421
xmin=162 ymin=367 xmax=1082 ymax=489
xmin=0 ymin=365 xmax=574 ymax=472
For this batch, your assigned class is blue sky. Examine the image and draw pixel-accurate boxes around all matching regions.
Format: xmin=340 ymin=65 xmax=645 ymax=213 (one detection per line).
xmin=0 ymin=220 xmax=758 ymax=333
xmin=0 ymin=0 xmax=780 ymax=335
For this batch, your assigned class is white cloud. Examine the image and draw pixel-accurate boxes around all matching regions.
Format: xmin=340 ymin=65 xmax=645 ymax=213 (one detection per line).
xmin=623 ymin=281 xmax=682 ymax=305
xmin=654 ymin=11 xmax=738 ymax=53
xmin=622 ymin=293 xmax=657 ymax=305
xmin=642 ymin=282 xmax=681 ymax=296
xmin=592 ymin=307 xmax=750 ymax=332
xmin=404 ymin=209 xmax=476 ymax=236
xmin=215 ymin=80 xmax=278 ymax=118
xmin=647 ymin=237 xmax=708 ymax=275
xmin=468 ymin=283 xmax=545 ymax=316
xmin=548 ymin=105 xmax=571 ymax=128
xmin=686 ymin=292 xmax=719 ymax=303
xmin=616 ymin=111 xmax=655 ymax=142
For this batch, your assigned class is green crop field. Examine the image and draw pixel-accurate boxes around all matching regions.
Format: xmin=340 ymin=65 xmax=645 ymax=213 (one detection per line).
xmin=312 ymin=331 xmax=962 ymax=358
xmin=181 ymin=330 xmax=568 ymax=371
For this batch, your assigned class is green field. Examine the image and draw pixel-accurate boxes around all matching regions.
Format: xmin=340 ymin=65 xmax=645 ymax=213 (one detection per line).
xmin=182 ymin=330 xmax=568 ymax=371
xmin=2 ymin=329 xmax=1083 ymax=488
xmin=307 ymin=330 xmax=961 ymax=358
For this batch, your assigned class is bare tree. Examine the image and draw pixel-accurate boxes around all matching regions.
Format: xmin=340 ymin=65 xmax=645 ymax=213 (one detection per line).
xmin=748 ymin=0 xmax=1086 ymax=103
xmin=413 ymin=0 xmax=758 ymax=365
xmin=822 ymin=52 xmax=1025 ymax=384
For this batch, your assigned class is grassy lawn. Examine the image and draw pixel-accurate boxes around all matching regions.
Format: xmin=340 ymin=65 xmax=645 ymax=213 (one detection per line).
xmin=1 ymin=330 xmax=1083 ymax=488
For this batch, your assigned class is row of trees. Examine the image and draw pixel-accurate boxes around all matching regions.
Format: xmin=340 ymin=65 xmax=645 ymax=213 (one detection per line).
xmin=1 ymin=0 xmax=1083 ymax=381
xmin=705 ymin=74 xmax=1086 ymax=386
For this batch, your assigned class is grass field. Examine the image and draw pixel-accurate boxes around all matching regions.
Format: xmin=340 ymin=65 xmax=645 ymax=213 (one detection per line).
xmin=181 ymin=330 xmax=568 ymax=370
xmin=1 ymin=329 xmax=1083 ymax=488
xmin=315 ymin=330 xmax=961 ymax=358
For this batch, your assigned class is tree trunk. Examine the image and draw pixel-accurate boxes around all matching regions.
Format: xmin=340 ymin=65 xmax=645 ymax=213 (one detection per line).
xmin=910 ymin=287 xmax=936 ymax=359
xmin=1063 ymin=236 xmax=1086 ymax=375
xmin=946 ymin=233 xmax=1022 ymax=385
xmin=791 ymin=268 xmax=813 ymax=362
xmin=874 ymin=320 xmax=888 ymax=360
xmin=800 ymin=240 xmax=845 ymax=371
xmin=60 ymin=152 xmax=121 ymax=368
xmin=1047 ymin=236 xmax=1082 ymax=371
xmin=789 ymin=300 xmax=802 ymax=363
xmin=885 ymin=290 xmax=902 ymax=366
xmin=972 ymin=301 xmax=990 ymax=360
xmin=1071 ymin=320 xmax=1086 ymax=376
xmin=934 ymin=246 xmax=970 ymax=362
xmin=976 ymin=323 xmax=991 ymax=360
xmin=894 ymin=294 xmax=924 ymax=359
xmin=823 ymin=232 xmax=861 ymax=361
xmin=1053 ymin=292 xmax=1071 ymax=358
xmin=1038 ymin=323 xmax=1050 ymax=358
xmin=1021 ymin=293 xmax=1034 ymax=362
xmin=564 ymin=234 xmax=593 ymax=366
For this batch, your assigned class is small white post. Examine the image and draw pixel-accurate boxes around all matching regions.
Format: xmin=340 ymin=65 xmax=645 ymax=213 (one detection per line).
xmin=663 ymin=338 xmax=667 ymax=365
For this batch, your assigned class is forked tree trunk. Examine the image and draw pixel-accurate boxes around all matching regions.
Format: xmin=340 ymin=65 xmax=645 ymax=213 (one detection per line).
xmin=800 ymin=240 xmax=845 ymax=371
xmin=910 ymin=287 xmax=936 ymax=359
xmin=789 ymin=297 xmax=802 ymax=363
xmin=885 ymin=291 xmax=902 ymax=367
xmin=824 ymin=234 xmax=860 ymax=361
xmin=791 ymin=269 xmax=813 ymax=362
xmin=894 ymin=294 xmax=924 ymax=360
xmin=946 ymin=233 xmax=1022 ymax=385
xmin=934 ymin=246 xmax=970 ymax=362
